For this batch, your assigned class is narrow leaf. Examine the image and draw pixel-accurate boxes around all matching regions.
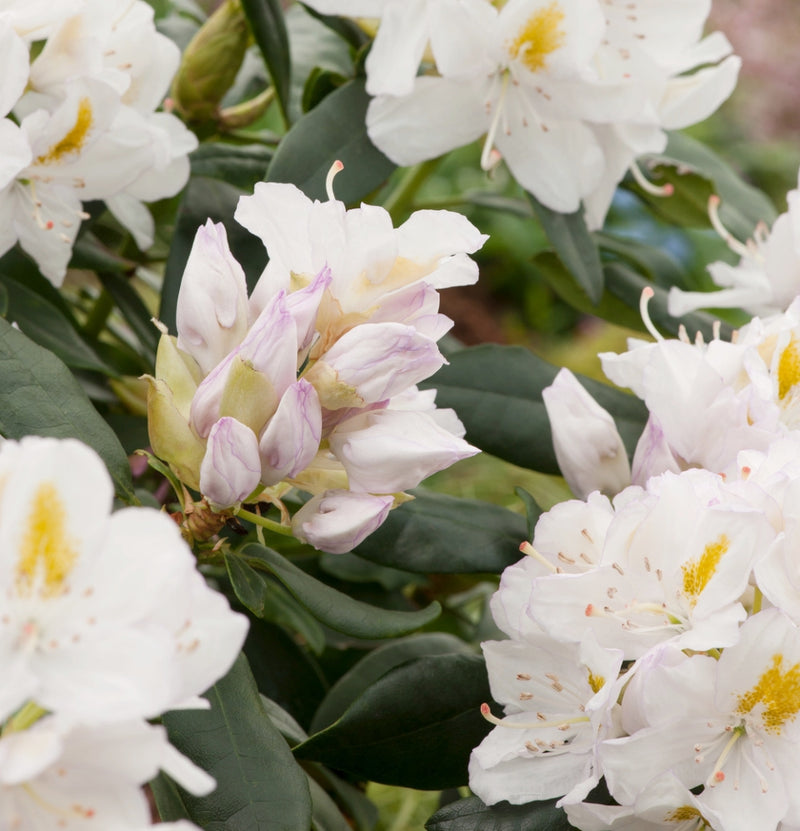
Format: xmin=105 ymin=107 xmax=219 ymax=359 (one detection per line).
xmin=527 ymin=192 xmax=604 ymax=304
xmin=267 ymin=79 xmax=396 ymax=203
xmin=240 ymin=544 xmax=442 ymax=639
xmin=426 ymin=796 xmax=573 ymax=831
xmin=189 ymin=141 xmax=273 ymax=191
xmin=0 ymin=318 xmax=134 ymax=499
xmin=161 ymin=653 xmax=312 ymax=831
xmin=295 ymin=654 xmax=492 ymax=789
xmin=355 ymin=490 xmax=527 ymax=574
xmin=241 ymin=0 xmax=291 ymax=124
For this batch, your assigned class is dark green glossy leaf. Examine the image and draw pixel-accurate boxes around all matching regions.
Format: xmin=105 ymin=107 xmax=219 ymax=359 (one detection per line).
xmin=527 ymin=192 xmax=604 ymax=305
xmin=240 ymin=544 xmax=441 ymax=639
xmin=160 ymin=176 xmax=266 ymax=332
xmin=0 ymin=282 xmax=7 ymax=317
xmin=70 ymin=232 xmax=138 ymax=273
xmin=310 ymin=633 xmax=473 ymax=733
xmin=299 ymin=3 xmax=369 ymax=49
xmin=295 ymin=654 xmax=491 ymax=789
xmin=302 ymin=66 xmax=348 ymax=113
xmin=355 ymin=490 xmax=527 ymax=574
xmin=0 ymin=318 xmax=134 ymax=499
xmin=150 ymin=772 xmax=192 ymax=823
xmin=0 ymin=274 xmax=114 ymax=374
xmin=98 ymin=272 xmax=159 ymax=363
xmin=308 ymin=776 xmax=352 ymax=831
xmin=161 ymin=653 xmax=312 ymax=831
xmin=225 ymin=552 xmax=326 ymax=654
xmin=318 ymin=552 xmax=422 ymax=591
xmin=426 ymin=797 xmax=573 ymax=831
xmin=639 ymin=131 xmax=777 ymax=240
xmin=267 ymin=79 xmax=395 ymax=204
xmin=514 ymin=487 xmax=542 ymax=541
xmin=241 ymin=0 xmax=291 ymax=124
xmin=309 ymin=766 xmax=378 ymax=831
xmin=420 ymin=344 xmax=647 ymax=475
xmin=604 ymin=261 xmax=734 ymax=342
xmin=189 ymin=142 xmax=273 ymax=191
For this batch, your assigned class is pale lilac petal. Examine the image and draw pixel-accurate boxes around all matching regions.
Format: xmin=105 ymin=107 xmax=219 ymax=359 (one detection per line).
xmin=200 ymin=417 xmax=261 ymax=508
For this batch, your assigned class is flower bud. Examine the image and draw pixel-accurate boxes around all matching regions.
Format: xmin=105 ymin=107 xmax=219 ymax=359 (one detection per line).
xmin=329 ymin=409 xmax=479 ymax=493
xmin=259 ymin=380 xmax=322 ymax=486
xmin=170 ymin=0 xmax=250 ymax=123
xmin=199 ymin=417 xmax=261 ymax=509
xmin=304 ymin=322 xmax=445 ymax=409
xmin=542 ymin=368 xmax=631 ymax=499
xmin=292 ymin=490 xmax=395 ymax=554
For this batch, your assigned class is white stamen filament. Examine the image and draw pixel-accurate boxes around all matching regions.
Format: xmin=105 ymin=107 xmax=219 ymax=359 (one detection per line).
xmin=707 ymin=728 xmax=742 ymax=787
xmin=519 ymin=541 xmax=557 ymax=572
xmin=639 ymin=287 xmax=663 ymax=342
xmin=325 ymin=160 xmax=344 ymax=201
xmin=707 ymin=195 xmax=753 ymax=260
xmin=480 ymin=703 xmax=589 ymax=730
xmin=629 ymin=162 xmax=674 ymax=198
xmin=481 ymin=72 xmax=511 ymax=172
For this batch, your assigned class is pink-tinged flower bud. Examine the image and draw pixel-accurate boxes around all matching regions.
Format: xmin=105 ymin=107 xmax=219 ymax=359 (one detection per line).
xmin=329 ymin=409 xmax=479 ymax=493
xmin=304 ymin=322 xmax=445 ymax=409
xmin=631 ymin=414 xmax=682 ymax=485
xmin=542 ymin=368 xmax=631 ymax=500
xmin=292 ymin=490 xmax=395 ymax=554
xmin=286 ymin=266 xmax=332 ymax=351
xmin=190 ymin=292 xmax=297 ymax=437
xmin=259 ymin=380 xmax=322 ymax=486
xmin=199 ymin=417 xmax=261 ymax=509
xmin=176 ymin=220 xmax=249 ymax=375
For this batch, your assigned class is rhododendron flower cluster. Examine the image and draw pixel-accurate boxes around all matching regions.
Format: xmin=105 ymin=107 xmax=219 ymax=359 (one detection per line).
xmin=304 ymin=0 xmax=740 ymax=225
xmin=0 ymin=436 xmax=248 ymax=829
xmin=147 ymin=175 xmax=483 ymax=553
xmin=0 ymin=0 xmax=197 ymax=284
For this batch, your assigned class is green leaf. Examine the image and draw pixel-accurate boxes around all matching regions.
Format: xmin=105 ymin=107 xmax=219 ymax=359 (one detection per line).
xmin=603 ymin=261 xmax=734 ymax=342
xmin=70 ymin=232 xmax=138 ymax=273
xmin=355 ymin=490 xmax=527 ymax=574
xmin=426 ymin=797 xmax=573 ymax=831
xmin=527 ymin=192 xmax=604 ymax=305
xmin=294 ymin=654 xmax=492 ymax=789
xmin=514 ymin=487 xmax=542 ymax=541
xmin=421 ymin=344 xmax=647 ymax=475
xmin=0 ymin=318 xmax=134 ymax=499
xmin=161 ymin=653 xmax=312 ymax=831
xmin=224 ymin=552 xmax=326 ymax=654
xmin=150 ymin=772 xmax=193 ymax=823
xmin=240 ymin=544 xmax=442 ymax=639
xmin=98 ymin=271 xmax=160 ymax=363
xmin=638 ymin=131 xmax=777 ymax=239
xmin=299 ymin=3 xmax=369 ymax=49
xmin=267 ymin=79 xmax=396 ymax=204
xmin=241 ymin=0 xmax=291 ymax=124
xmin=310 ymin=633 xmax=473 ymax=733
xmin=0 ymin=274 xmax=114 ymax=374
xmin=308 ymin=776 xmax=353 ymax=831
xmin=189 ymin=141 xmax=273 ymax=191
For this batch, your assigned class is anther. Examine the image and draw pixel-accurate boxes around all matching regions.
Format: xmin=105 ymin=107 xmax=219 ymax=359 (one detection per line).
xmin=325 ymin=160 xmax=344 ymax=202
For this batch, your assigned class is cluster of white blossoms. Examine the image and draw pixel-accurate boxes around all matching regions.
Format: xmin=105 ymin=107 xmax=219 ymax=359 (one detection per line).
xmin=470 ymin=223 xmax=800 ymax=828
xmin=302 ymin=0 xmax=739 ymax=226
xmin=0 ymin=0 xmax=197 ymax=284
xmin=0 ymin=435 xmax=248 ymax=828
xmin=147 ymin=171 xmax=483 ymax=554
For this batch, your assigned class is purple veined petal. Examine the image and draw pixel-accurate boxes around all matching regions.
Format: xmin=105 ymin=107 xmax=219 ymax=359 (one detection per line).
xmin=259 ymin=380 xmax=322 ymax=486
xmin=199 ymin=417 xmax=261 ymax=508
xmin=285 ymin=265 xmax=332 ymax=351
xmin=292 ymin=490 xmax=395 ymax=554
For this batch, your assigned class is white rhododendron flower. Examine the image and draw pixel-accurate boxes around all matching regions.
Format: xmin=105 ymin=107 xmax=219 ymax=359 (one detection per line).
xmin=669 ymin=174 xmax=800 ymax=318
xmin=364 ymin=0 xmax=738 ymax=221
xmin=148 ymin=176 xmax=482 ymax=552
xmin=0 ymin=718 xmax=209 ymax=830
xmin=0 ymin=0 xmax=197 ymax=283
xmin=0 ymin=436 xmax=248 ymax=724
xmin=542 ymin=368 xmax=631 ymax=499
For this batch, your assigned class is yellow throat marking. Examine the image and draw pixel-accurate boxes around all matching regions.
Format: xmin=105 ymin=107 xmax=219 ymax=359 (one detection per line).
xmin=664 ymin=806 xmax=701 ymax=823
xmin=736 ymin=653 xmax=800 ymax=734
xmin=681 ymin=534 xmax=730 ymax=605
xmin=36 ymin=97 xmax=93 ymax=166
xmin=508 ymin=2 xmax=566 ymax=73
xmin=16 ymin=482 xmax=79 ymax=597
xmin=777 ymin=337 xmax=800 ymax=401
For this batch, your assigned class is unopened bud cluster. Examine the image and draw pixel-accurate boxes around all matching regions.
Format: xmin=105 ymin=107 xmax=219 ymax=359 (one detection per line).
xmin=147 ymin=175 xmax=484 ymax=553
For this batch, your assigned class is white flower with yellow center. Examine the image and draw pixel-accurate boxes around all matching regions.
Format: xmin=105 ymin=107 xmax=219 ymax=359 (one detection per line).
xmin=602 ymin=610 xmax=800 ymax=831
xmin=0 ymin=436 xmax=248 ymax=724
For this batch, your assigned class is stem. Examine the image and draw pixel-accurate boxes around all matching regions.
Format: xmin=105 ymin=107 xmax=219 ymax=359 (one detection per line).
xmin=383 ymin=158 xmax=442 ymax=223
xmin=82 ymin=288 xmax=115 ymax=339
xmin=236 ymin=507 xmax=294 ymax=537
xmin=3 ymin=701 xmax=47 ymax=734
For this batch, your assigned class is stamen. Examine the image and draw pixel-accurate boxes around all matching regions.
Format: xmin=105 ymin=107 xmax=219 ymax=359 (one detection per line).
xmin=707 ymin=729 xmax=742 ymax=787
xmin=639 ymin=287 xmax=663 ymax=342
xmin=325 ymin=160 xmax=344 ymax=202
xmin=481 ymin=72 xmax=511 ymax=172
xmin=480 ymin=702 xmax=589 ymax=730
xmin=707 ymin=195 xmax=751 ymax=259
xmin=629 ymin=162 xmax=674 ymax=197
xmin=519 ymin=541 xmax=557 ymax=572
